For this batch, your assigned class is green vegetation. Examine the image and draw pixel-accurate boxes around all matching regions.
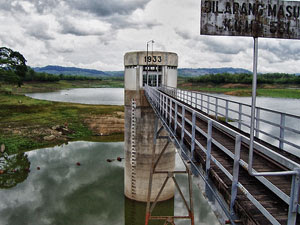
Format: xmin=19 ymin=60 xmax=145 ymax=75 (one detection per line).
xmin=0 ymin=47 xmax=27 ymax=87
xmin=187 ymin=73 xmax=300 ymax=85
xmin=178 ymin=74 xmax=300 ymax=99
xmin=0 ymin=152 xmax=31 ymax=189
xmin=0 ymin=86 xmax=124 ymax=155
xmin=24 ymin=67 xmax=104 ymax=82
xmin=257 ymin=88 xmax=300 ymax=99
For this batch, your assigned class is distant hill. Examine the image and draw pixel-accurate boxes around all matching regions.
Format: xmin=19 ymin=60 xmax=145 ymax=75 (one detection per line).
xmin=178 ymin=67 xmax=251 ymax=77
xmin=33 ymin=65 xmax=123 ymax=77
xmin=104 ymin=71 xmax=124 ymax=77
xmin=33 ymin=65 xmax=251 ymax=78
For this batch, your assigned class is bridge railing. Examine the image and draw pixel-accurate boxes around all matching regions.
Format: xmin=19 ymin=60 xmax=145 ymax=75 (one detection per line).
xmin=144 ymin=85 xmax=300 ymax=225
xmin=160 ymin=85 xmax=300 ymax=155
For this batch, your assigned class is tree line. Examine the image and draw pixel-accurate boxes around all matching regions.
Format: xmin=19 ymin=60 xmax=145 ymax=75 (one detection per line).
xmin=0 ymin=47 xmax=101 ymax=86
xmin=24 ymin=68 xmax=102 ymax=82
xmin=186 ymin=73 xmax=300 ymax=84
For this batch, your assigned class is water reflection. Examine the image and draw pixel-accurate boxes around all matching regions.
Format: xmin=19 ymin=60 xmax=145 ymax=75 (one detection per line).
xmin=125 ymin=197 xmax=174 ymax=225
xmin=0 ymin=141 xmax=220 ymax=225
xmin=175 ymin=154 xmax=220 ymax=225
xmin=0 ymin=141 xmax=124 ymax=225
xmin=0 ymin=153 xmax=30 ymax=189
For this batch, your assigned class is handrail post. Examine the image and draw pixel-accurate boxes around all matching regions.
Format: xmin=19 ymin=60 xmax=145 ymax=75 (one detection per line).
xmin=159 ymin=92 xmax=162 ymax=113
xmin=206 ymin=120 xmax=213 ymax=179
xmin=225 ymin=100 xmax=229 ymax=123
xmin=191 ymin=111 xmax=196 ymax=160
xmin=255 ymin=108 xmax=260 ymax=138
xmin=279 ymin=113 xmax=286 ymax=149
xmin=195 ymin=93 xmax=198 ymax=109
xmin=207 ymin=96 xmax=210 ymax=114
xmin=181 ymin=106 xmax=185 ymax=146
xmin=287 ymin=169 xmax=300 ymax=225
xmin=165 ymin=96 xmax=168 ymax=120
xmin=230 ymin=135 xmax=242 ymax=216
xmin=162 ymin=94 xmax=165 ymax=117
xmin=174 ymin=102 xmax=178 ymax=133
xmin=180 ymin=89 xmax=182 ymax=101
xmin=156 ymin=89 xmax=159 ymax=108
xmin=238 ymin=104 xmax=242 ymax=130
xmin=215 ymin=98 xmax=218 ymax=120
xmin=169 ymin=99 xmax=172 ymax=127
xmin=186 ymin=91 xmax=188 ymax=104
xmin=201 ymin=94 xmax=203 ymax=111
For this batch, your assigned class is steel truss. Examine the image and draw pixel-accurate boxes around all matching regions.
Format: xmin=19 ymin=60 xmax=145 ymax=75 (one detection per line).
xmin=145 ymin=117 xmax=195 ymax=225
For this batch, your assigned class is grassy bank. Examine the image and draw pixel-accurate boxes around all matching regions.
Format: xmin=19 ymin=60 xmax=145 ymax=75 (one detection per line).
xmin=178 ymin=78 xmax=300 ymax=99
xmin=0 ymin=81 xmax=124 ymax=155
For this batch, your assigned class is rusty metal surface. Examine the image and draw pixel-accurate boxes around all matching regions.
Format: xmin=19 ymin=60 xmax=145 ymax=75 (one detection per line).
xmin=200 ymin=0 xmax=300 ymax=39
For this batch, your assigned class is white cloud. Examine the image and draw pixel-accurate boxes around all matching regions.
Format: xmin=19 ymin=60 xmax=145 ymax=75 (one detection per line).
xmin=58 ymin=16 xmax=111 ymax=36
xmin=0 ymin=0 xmax=299 ymax=73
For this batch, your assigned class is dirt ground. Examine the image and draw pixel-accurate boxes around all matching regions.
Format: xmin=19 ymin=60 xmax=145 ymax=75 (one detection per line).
xmin=84 ymin=112 xmax=124 ymax=136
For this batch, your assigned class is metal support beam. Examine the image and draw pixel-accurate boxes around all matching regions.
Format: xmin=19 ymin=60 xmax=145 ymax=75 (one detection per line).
xmin=145 ymin=114 xmax=195 ymax=225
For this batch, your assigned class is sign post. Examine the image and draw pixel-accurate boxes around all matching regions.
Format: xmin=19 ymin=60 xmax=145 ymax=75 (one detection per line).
xmin=249 ymin=36 xmax=258 ymax=172
xmin=200 ymin=0 xmax=300 ymax=176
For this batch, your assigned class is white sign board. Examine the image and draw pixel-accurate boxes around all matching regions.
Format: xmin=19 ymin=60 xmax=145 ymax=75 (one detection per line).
xmin=201 ymin=0 xmax=300 ymax=39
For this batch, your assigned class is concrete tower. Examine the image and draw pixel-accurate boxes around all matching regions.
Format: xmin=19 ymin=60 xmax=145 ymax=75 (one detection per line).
xmin=124 ymin=51 xmax=178 ymax=202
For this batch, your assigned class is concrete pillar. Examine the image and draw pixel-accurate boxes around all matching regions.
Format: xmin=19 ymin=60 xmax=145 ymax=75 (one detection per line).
xmin=124 ymin=51 xmax=178 ymax=202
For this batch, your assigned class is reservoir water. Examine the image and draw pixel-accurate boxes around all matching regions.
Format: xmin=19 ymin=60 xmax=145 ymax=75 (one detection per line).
xmin=0 ymin=142 xmax=219 ymax=225
xmin=6 ymin=88 xmax=299 ymax=224
xmin=26 ymin=88 xmax=124 ymax=105
xmin=26 ymin=88 xmax=300 ymax=116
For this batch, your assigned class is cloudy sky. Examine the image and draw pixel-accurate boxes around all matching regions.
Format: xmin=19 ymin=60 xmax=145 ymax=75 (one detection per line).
xmin=1 ymin=0 xmax=300 ymax=73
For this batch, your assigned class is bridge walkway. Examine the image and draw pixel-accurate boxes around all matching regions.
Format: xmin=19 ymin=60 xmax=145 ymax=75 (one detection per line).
xmin=145 ymin=85 xmax=300 ymax=225
xmin=174 ymin=99 xmax=295 ymax=224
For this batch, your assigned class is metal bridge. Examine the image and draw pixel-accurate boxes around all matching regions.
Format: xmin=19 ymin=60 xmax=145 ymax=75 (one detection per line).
xmin=144 ymin=85 xmax=300 ymax=225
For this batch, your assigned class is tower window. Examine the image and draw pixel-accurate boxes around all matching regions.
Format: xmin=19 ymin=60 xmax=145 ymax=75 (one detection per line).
xmin=143 ymin=74 xmax=162 ymax=87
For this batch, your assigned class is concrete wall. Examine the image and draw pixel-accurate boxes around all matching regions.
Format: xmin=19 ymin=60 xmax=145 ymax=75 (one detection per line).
xmin=163 ymin=67 xmax=177 ymax=88
xmin=124 ymin=51 xmax=178 ymax=67
xmin=124 ymin=51 xmax=178 ymax=202
xmin=124 ymin=95 xmax=175 ymax=201
xmin=124 ymin=67 xmax=137 ymax=90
